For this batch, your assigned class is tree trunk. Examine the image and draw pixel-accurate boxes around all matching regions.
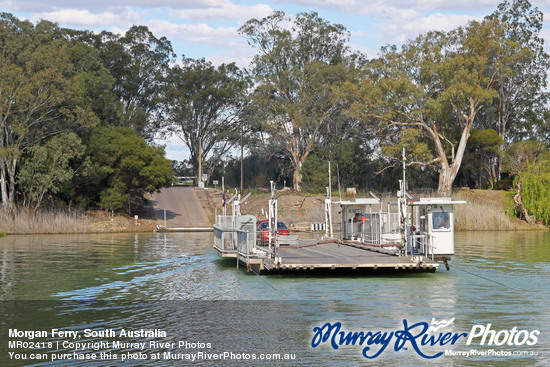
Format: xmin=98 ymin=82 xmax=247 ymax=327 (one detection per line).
xmin=490 ymin=160 xmax=497 ymax=189
xmin=436 ymin=107 xmax=474 ymax=197
xmin=293 ymin=162 xmax=302 ymax=192
xmin=497 ymin=152 xmax=503 ymax=183
xmin=437 ymin=165 xmax=453 ymax=197
xmin=8 ymin=158 xmax=16 ymax=208
xmin=197 ymin=136 xmax=203 ymax=185
xmin=0 ymin=157 xmax=17 ymax=213
xmin=513 ymin=178 xmax=536 ymax=224
xmin=0 ymin=162 xmax=9 ymax=211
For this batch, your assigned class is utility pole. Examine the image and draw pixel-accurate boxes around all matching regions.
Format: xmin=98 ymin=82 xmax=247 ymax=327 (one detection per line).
xmin=240 ymin=120 xmax=244 ymax=195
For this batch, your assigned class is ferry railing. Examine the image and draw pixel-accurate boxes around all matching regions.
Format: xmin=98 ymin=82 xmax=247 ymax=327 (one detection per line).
xmin=215 ymin=215 xmax=236 ymax=230
xmin=413 ymin=232 xmax=435 ymax=260
xmin=426 ymin=234 xmax=436 ymax=260
xmin=236 ymin=230 xmax=250 ymax=255
xmin=343 ymin=212 xmax=400 ymax=245
xmin=214 ymin=227 xmax=237 ymax=251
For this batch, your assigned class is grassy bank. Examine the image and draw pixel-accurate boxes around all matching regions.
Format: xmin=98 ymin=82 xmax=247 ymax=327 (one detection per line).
xmin=0 ymin=208 xmax=157 ymax=234
xmin=207 ymin=188 xmax=546 ymax=232
xmin=452 ymin=189 xmax=544 ymax=231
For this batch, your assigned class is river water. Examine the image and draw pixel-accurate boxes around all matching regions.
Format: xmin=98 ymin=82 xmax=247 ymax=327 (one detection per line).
xmin=0 ymin=231 xmax=549 ymax=366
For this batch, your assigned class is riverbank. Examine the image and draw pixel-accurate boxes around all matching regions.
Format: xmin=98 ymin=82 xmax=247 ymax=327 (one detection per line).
xmin=207 ymin=188 xmax=546 ymax=231
xmin=452 ymin=189 xmax=544 ymax=231
xmin=2 ymin=187 xmax=545 ymax=234
xmin=0 ymin=208 xmax=157 ymax=235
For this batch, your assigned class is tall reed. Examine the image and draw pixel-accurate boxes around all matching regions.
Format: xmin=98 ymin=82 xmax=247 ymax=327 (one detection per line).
xmin=0 ymin=208 xmax=127 ymax=234
xmin=453 ymin=190 xmax=523 ymax=231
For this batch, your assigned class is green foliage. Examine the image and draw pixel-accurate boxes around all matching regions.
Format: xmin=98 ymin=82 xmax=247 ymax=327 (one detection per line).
xmin=215 ymin=152 xmax=291 ymax=190
xmin=172 ymin=160 xmax=193 ymax=177
xmin=95 ymin=26 xmax=175 ymax=140
xmin=0 ymin=14 xmax=99 ymax=211
xmin=381 ymin=129 xmax=433 ymax=167
xmin=504 ymin=140 xmax=547 ymax=175
xmin=351 ymin=16 xmax=527 ymax=196
xmin=483 ymin=0 xmax=550 ymax=142
xmin=166 ymin=58 xmax=247 ymax=182
xmin=514 ymin=157 xmax=550 ymax=224
xmin=17 ymin=133 xmax=85 ymax=211
xmin=301 ymin=138 xmax=372 ymax=193
xmin=84 ymin=127 xmax=174 ymax=211
xmin=1 ymin=5 xmax=550 ymax=223
xmin=239 ymin=11 xmax=364 ymax=191
xmin=459 ymin=129 xmax=504 ymax=188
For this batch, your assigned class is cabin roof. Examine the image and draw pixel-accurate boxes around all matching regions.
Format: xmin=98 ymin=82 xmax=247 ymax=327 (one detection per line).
xmin=410 ymin=197 xmax=466 ymax=206
xmin=340 ymin=198 xmax=380 ymax=206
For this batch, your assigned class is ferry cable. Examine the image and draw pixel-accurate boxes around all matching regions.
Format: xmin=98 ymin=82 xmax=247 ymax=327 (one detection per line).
xmin=247 ymin=263 xmax=277 ymax=291
xmin=450 ymin=264 xmax=528 ymax=293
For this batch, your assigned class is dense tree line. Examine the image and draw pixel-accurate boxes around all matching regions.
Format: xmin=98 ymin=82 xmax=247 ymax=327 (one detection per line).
xmin=0 ymin=14 xmax=174 ymax=213
xmin=1 ymin=0 xmax=550 ymax=223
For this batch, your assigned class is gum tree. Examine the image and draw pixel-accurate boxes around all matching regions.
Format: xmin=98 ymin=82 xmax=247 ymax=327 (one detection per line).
xmin=239 ymin=11 xmax=363 ymax=192
xmin=166 ymin=58 xmax=247 ymax=184
xmin=485 ymin=0 xmax=550 ymax=179
xmin=351 ymin=18 xmax=520 ymax=196
xmin=0 ymin=15 xmax=97 ymax=212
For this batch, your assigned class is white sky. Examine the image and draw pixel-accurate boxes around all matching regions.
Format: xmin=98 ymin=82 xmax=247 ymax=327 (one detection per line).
xmin=3 ymin=0 xmax=550 ymax=160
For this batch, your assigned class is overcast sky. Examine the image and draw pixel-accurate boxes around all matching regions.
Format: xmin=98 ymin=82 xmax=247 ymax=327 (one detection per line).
xmin=3 ymin=0 xmax=550 ymax=160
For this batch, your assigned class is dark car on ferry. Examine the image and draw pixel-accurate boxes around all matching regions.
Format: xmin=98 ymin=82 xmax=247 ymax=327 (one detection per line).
xmin=256 ymin=219 xmax=289 ymax=245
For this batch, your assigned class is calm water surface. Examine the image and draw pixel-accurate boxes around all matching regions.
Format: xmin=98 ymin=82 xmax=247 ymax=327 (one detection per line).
xmin=0 ymin=231 xmax=549 ymax=366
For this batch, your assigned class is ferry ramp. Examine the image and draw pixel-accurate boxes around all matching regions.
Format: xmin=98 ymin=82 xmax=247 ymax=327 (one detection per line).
xmin=151 ymin=186 xmax=212 ymax=231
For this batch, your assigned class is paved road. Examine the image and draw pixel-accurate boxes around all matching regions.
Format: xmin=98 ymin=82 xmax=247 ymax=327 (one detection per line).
xmin=151 ymin=186 xmax=211 ymax=228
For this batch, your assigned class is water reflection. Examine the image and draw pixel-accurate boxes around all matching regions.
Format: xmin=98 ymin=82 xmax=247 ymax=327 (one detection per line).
xmin=0 ymin=230 xmax=549 ymax=366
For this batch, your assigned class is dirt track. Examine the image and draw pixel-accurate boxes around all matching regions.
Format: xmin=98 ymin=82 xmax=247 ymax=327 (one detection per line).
xmin=150 ymin=186 xmax=211 ymax=228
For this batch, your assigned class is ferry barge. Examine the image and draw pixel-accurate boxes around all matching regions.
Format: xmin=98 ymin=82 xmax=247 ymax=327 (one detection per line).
xmin=213 ymin=175 xmax=464 ymax=274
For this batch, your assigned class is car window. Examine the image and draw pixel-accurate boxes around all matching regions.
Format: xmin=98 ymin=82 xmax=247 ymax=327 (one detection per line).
xmin=258 ymin=222 xmax=269 ymax=230
xmin=277 ymin=222 xmax=288 ymax=230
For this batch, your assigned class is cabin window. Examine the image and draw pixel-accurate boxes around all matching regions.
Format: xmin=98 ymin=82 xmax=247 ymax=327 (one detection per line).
xmin=432 ymin=211 xmax=450 ymax=231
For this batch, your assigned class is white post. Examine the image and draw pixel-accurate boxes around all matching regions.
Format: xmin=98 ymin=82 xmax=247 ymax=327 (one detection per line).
xmin=222 ymin=177 xmax=226 ymax=217
xmin=268 ymin=181 xmax=277 ymax=256
xmin=325 ymin=162 xmax=334 ymax=239
xmin=401 ymin=146 xmax=408 ymax=255
xmin=325 ymin=187 xmax=330 ymax=239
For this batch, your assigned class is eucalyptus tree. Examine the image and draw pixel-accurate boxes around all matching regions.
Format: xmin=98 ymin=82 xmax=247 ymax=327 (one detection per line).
xmin=239 ymin=11 xmax=364 ymax=192
xmin=484 ymin=0 xmax=550 ymax=178
xmin=0 ymin=14 xmax=97 ymax=212
xmin=459 ymin=129 xmax=504 ymax=189
xmin=17 ymin=133 xmax=85 ymax=212
xmin=83 ymin=126 xmax=174 ymax=212
xmin=166 ymin=58 xmax=247 ymax=184
xmin=95 ymin=26 xmax=175 ymax=140
xmin=503 ymin=140 xmax=549 ymax=223
xmin=351 ymin=18 xmax=522 ymax=196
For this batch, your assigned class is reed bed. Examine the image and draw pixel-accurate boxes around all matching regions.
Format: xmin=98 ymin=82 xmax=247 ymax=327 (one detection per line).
xmin=452 ymin=190 xmax=526 ymax=231
xmin=0 ymin=208 xmax=129 ymax=234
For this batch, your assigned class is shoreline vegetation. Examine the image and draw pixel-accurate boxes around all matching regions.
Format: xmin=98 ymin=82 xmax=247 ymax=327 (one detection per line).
xmin=211 ymin=188 xmax=547 ymax=233
xmin=0 ymin=208 xmax=157 ymax=235
xmin=2 ymin=6 xmax=550 ymax=235
xmin=452 ymin=190 xmax=545 ymax=231
xmin=0 ymin=188 xmax=546 ymax=235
